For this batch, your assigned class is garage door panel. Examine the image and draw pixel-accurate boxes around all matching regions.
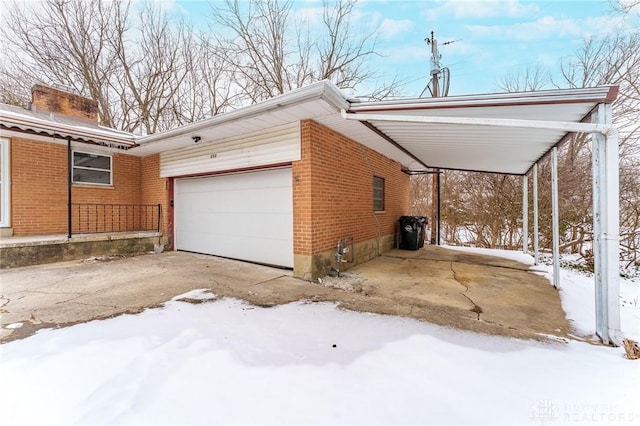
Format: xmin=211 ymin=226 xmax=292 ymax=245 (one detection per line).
xmin=175 ymin=168 xmax=293 ymax=268
xmin=179 ymin=212 xmax=292 ymax=239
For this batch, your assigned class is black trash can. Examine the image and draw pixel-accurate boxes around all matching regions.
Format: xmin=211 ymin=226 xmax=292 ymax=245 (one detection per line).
xmin=398 ymin=216 xmax=427 ymax=250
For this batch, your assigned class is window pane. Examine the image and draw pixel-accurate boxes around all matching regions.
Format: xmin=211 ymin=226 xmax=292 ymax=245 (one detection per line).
xmin=73 ymin=169 xmax=111 ymax=184
xmin=74 ymin=152 xmax=110 ymax=170
xmin=373 ymin=176 xmax=384 ymax=211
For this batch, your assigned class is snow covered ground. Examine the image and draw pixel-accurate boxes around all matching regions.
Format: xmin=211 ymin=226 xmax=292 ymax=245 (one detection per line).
xmin=1 ymin=253 xmax=639 ymax=425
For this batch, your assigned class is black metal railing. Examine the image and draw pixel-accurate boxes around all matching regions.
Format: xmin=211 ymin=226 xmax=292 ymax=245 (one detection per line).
xmin=71 ymin=203 xmax=161 ymax=235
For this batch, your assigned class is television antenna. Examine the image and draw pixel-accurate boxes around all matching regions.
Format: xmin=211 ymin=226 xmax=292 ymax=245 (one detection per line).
xmin=420 ymin=31 xmax=458 ymax=98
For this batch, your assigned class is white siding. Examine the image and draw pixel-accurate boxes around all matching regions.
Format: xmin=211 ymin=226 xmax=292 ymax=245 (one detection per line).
xmin=160 ymin=122 xmax=300 ymax=177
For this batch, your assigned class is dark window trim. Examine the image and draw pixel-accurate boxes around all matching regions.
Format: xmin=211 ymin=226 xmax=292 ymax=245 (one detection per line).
xmin=373 ymin=176 xmax=385 ymax=211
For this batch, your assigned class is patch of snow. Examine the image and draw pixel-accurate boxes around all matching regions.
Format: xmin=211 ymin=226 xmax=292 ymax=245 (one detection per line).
xmin=536 ymin=263 xmax=640 ymax=342
xmin=442 ymin=244 xmax=535 ymax=265
xmin=4 ymin=322 xmax=23 ymax=329
xmin=1 ymin=297 xmax=638 ymax=425
xmin=170 ymin=289 xmax=216 ymax=302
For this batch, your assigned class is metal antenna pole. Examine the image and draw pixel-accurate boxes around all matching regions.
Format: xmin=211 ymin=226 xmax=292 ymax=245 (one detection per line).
xmin=428 ymin=31 xmax=439 ymax=245
xmin=423 ymin=31 xmax=457 ymax=246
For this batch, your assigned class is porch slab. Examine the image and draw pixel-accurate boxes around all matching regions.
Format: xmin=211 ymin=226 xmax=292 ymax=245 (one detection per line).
xmin=0 ymin=232 xmax=164 ymax=268
xmin=0 ymin=247 xmax=570 ymax=343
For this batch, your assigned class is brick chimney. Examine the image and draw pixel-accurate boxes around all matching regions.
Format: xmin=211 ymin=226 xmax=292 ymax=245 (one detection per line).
xmin=31 ymin=84 xmax=98 ymax=122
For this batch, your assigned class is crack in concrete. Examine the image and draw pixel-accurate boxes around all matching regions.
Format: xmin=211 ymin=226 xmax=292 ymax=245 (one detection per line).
xmin=385 ymin=254 xmax=529 ymax=272
xmin=12 ymin=289 xmax=86 ymax=297
xmin=54 ymin=293 xmax=90 ymax=305
xmin=74 ymin=302 xmax=121 ymax=309
xmin=450 ymin=262 xmax=483 ymax=320
xmin=252 ymin=275 xmax=289 ymax=286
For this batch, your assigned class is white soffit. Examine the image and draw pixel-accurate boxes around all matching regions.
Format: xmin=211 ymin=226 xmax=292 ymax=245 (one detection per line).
xmin=348 ymin=86 xmax=617 ymax=175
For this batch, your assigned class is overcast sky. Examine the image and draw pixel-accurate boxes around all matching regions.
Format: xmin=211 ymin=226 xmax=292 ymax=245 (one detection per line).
xmin=175 ymin=0 xmax=639 ymax=97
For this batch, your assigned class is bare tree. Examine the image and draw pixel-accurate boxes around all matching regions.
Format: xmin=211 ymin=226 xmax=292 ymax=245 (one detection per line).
xmin=210 ymin=0 xmax=400 ymax=103
xmin=0 ymin=71 xmax=31 ymax=108
xmin=168 ymin=34 xmax=242 ymax=125
xmin=610 ymin=0 xmax=640 ymax=14
xmin=498 ymin=64 xmax=552 ymax=92
xmin=1 ymin=0 xmax=124 ymax=127
xmin=110 ymin=2 xmax=196 ymax=133
xmin=0 ymin=0 xmax=237 ymax=133
xmin=315 ymin=0 xmax=378 ymax=91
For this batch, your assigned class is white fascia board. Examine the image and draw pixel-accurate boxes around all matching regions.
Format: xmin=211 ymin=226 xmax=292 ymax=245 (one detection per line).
xmin=138 ymin=80 xmax=349 ymax=146
xmin=349 ymin=86 xmax=617 ymax=112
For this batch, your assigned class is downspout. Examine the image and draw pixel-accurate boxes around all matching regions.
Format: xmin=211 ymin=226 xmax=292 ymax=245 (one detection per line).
xmin=67 ymin=136 xmax=72 ymax=239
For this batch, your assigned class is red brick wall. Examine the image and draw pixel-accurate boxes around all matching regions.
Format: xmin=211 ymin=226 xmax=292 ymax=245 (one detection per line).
xmin=10 ymin=138 xmax=142 ymax=235
xmin=31 ymin=85 xmax=98 ymax=122
xmin=11 ymin=138 xmax=67 ymax=235
xmin=140 ymin=154 xmax=169 ymax=235
xmin=293 ymin=120 xmax=410 ymax=255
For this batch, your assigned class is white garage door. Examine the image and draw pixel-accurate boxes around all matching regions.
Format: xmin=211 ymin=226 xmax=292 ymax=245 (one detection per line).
xmin=174 ymin=168 xmax=293 ymax=268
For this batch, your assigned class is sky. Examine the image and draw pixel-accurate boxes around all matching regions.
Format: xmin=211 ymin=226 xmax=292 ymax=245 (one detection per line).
xmin=1 ymin=248 xmax=639 ymax=424
xmin=171 ymin=0 xmax=639 ymax=97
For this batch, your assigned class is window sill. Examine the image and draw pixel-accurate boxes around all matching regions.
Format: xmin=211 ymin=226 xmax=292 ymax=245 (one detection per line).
xmin=72 ymin=183 xmax=114 ymax=189
xmin=374 ymin=210 xmax=386 ymax=214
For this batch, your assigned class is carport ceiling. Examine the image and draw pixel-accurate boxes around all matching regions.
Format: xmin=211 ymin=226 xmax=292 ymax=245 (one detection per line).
xmin=347 ymin=86 xmax=617 ymax=175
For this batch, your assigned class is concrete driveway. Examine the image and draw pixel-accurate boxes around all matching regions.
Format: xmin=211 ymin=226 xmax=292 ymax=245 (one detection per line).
xmin=0 ymin=247 xmax=570 ymax=343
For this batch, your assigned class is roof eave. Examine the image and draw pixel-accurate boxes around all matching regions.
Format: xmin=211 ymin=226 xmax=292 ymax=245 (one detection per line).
xmin=0 ymin=110 xmax=136 ymax=147
xmin=137 ymin=80 xmax=349 ymax=145
xmin=348 ymin=85 xmax=619 ymax=112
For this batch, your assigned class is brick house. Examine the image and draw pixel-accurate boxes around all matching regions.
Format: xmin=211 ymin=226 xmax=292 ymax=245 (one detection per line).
xmin=1 ymin=81 xmax=624 ymax=343
xmin=0 ymin=81 xmax=425 ymax=279
xmin=0 ymin=85 xmax=168 ymax=240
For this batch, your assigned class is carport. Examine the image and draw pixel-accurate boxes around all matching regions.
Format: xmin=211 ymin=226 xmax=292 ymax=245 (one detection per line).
xmin=127 ymin=81 xmax=621 ymax=345
xmin=340 ymin=86 xmax=621 ymax=345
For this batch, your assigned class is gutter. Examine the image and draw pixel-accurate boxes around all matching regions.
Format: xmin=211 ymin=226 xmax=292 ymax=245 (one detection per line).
xmin=138 ymin=80 xmax=350 ymax=145
xmin=348 ymin=85 xmax=618 ymax=112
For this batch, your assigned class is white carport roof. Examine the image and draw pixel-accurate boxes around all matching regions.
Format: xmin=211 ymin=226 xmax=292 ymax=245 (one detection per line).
xmin=132 ymin=81 xmax=617 ymax=176
xmin=345 ymin=86 xmax=617 ymax=175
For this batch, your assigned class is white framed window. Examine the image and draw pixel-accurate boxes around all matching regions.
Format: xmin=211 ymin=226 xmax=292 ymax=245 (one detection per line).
xmin=373 ymin=176 xmax=385 ymax=211
xmin=73 ymin=151 xmax=112 ymax=185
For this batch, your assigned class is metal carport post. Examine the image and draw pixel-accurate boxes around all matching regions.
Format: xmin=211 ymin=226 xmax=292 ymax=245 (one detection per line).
xmin=533 ymin=163 xmax=540 ymax=265
xmin=522 ymin=174 xmax=528 ymax=254
xmin=592 ymin=103 xmax=622 ymax=345
xmin=341 ymin=109 xmax=622 ymax=345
